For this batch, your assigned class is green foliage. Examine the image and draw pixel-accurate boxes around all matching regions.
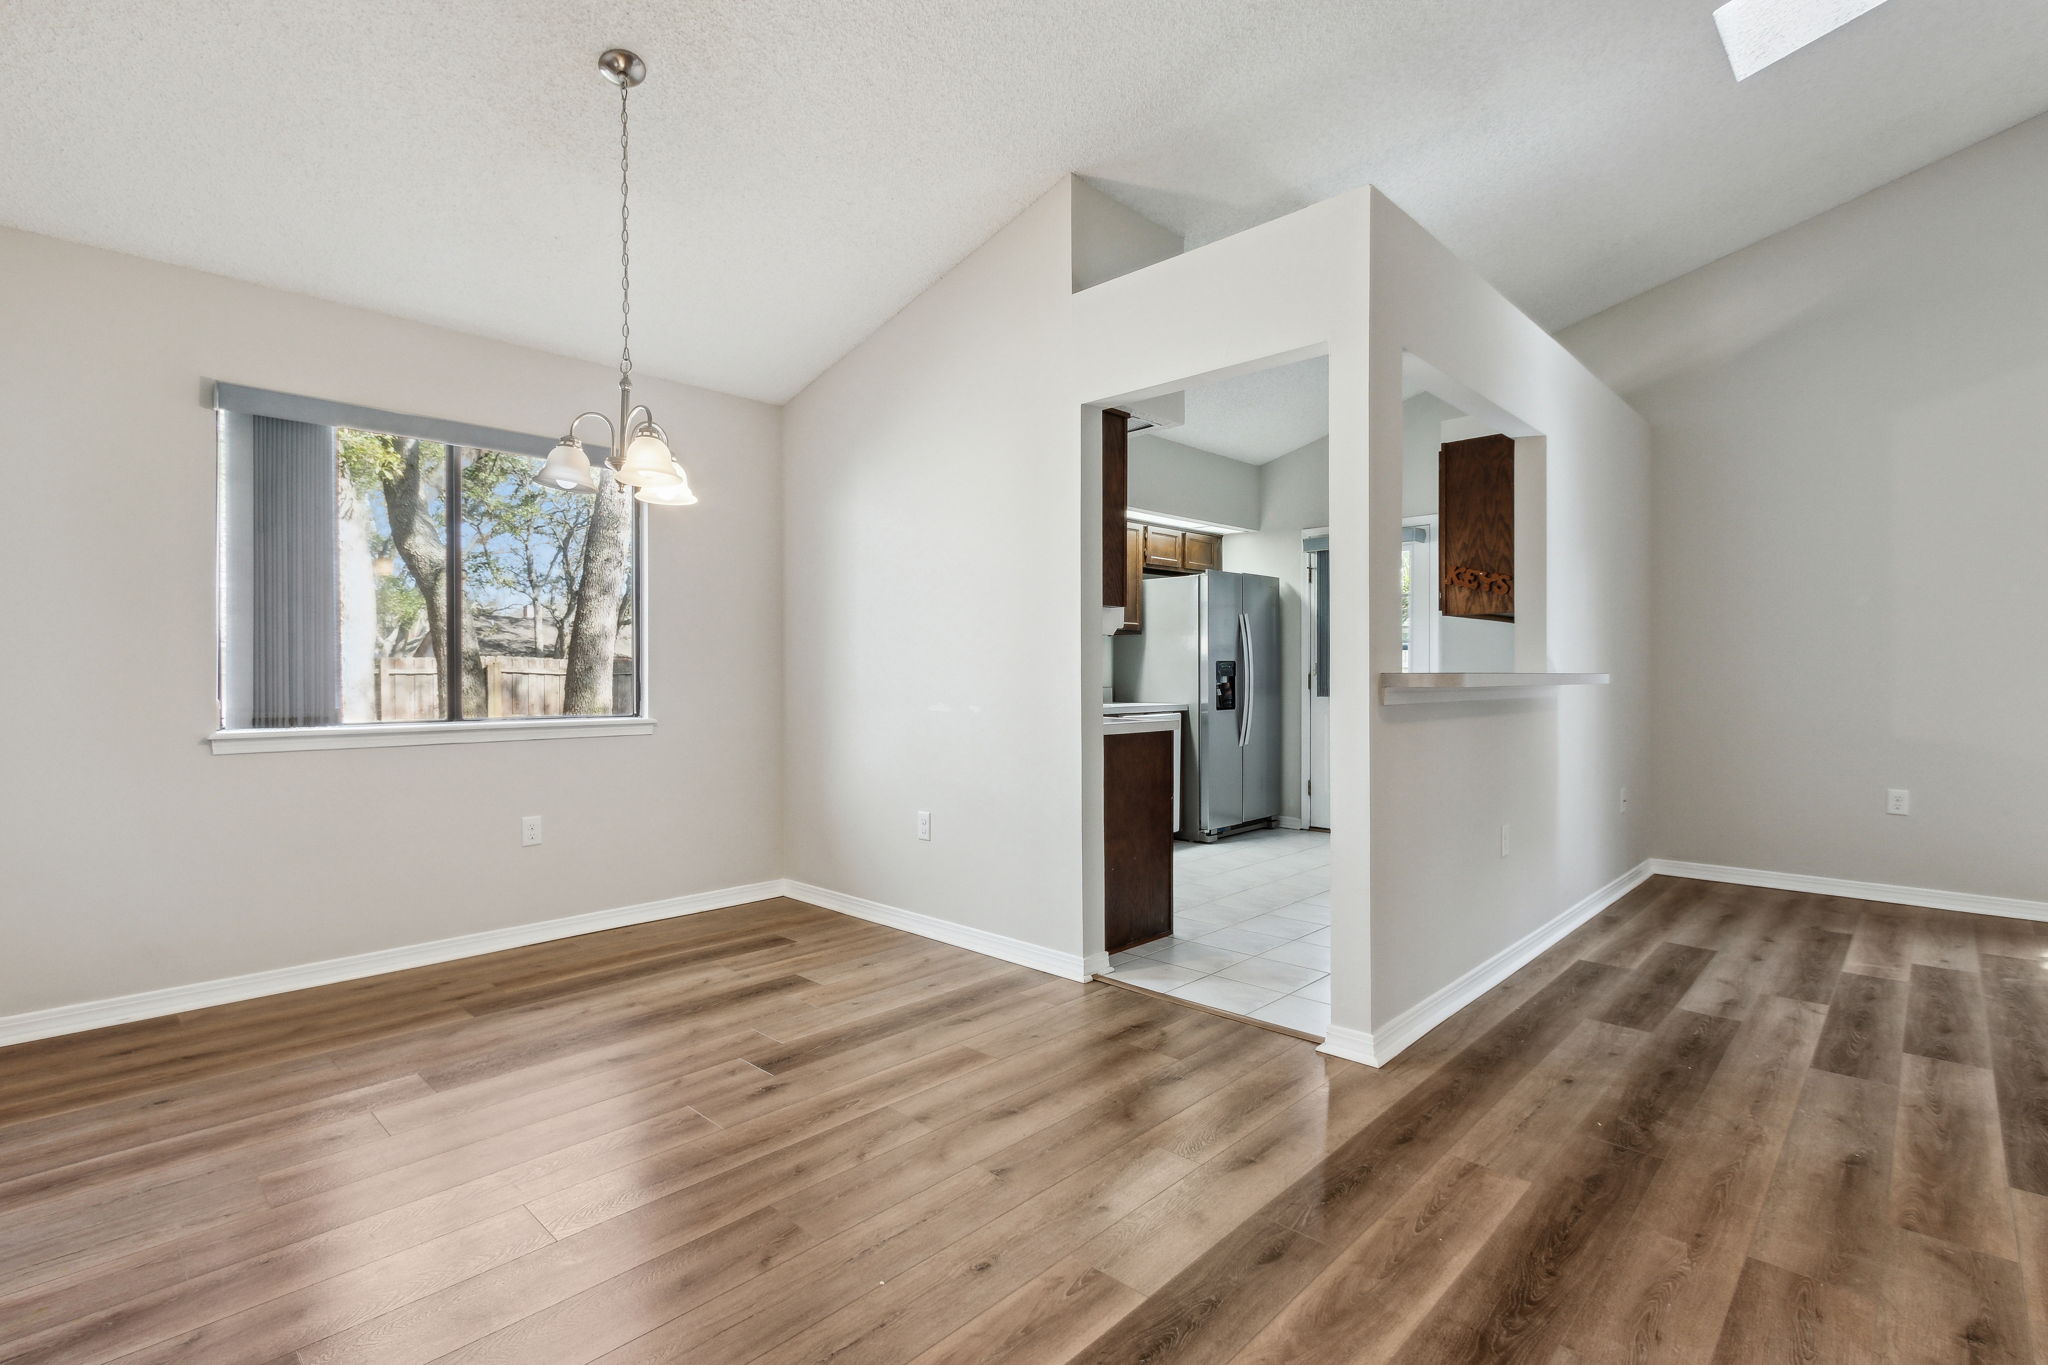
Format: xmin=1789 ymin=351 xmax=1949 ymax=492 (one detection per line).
xmin=459 ymin=448 xmax=606 ymax=657
xmin=376 ymin=571 xmax=429 ymax=656
xmin=339 ymin=429 xmax=447 ymax=494
xmin=336 ymin=428 xmax=631 ymax=667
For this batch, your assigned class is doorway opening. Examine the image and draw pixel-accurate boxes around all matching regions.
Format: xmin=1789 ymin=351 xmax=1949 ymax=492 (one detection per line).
xmin=1095 ymin=354 xmax=1333 ymax=1038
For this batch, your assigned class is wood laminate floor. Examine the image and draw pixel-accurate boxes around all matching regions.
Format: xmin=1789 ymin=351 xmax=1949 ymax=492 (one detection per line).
xmin=3 ymin=877 xmax=2046 ymax=1363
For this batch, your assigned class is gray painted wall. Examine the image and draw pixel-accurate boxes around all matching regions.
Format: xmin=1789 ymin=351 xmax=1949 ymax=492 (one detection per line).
xmin=1126 ymin=433 xmax=1260 ymax=529
xmin=1563 ymin=110 xmax=2048 ymax=903
xmin=783 ymin=182 xmax=1092 ymax=962
xmin=0 ymin=225 xmax=786 ymax=1018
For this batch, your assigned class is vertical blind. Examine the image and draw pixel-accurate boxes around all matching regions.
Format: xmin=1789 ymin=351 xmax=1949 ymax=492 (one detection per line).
xmin=250 ymin=416 xmax=340 ymax=727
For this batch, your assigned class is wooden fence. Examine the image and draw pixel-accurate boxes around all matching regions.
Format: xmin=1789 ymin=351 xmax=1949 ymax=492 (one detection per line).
xmin=377 ymin=656 xmax=634 ymax=720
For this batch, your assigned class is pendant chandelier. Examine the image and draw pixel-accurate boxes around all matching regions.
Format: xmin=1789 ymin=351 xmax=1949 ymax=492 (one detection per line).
xmin=536 ymin=49 xmax=697 ymax=506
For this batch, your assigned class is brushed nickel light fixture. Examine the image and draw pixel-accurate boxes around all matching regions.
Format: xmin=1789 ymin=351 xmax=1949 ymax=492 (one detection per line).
xmin=537 ymin=49 xmax=697 ymax=505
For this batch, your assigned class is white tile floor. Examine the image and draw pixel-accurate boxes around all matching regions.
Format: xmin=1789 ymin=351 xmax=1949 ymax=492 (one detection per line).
xmin=1105 ymin=826 xmax=1332 ymax=1036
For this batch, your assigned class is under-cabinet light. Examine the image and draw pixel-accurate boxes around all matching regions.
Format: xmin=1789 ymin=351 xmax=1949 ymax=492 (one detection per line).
xmin=1125 ymin=507 xmax=1251 ymax=536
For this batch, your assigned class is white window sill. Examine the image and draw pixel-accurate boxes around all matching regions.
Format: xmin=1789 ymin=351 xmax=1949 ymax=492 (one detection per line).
xmin=209 ymin=716 xmax=655 ymax=754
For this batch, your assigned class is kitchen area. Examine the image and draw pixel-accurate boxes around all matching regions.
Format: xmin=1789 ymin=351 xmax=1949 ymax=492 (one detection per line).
xmin=1097 ymin=367 xmax=1334 ymax=1037
xmin=1093 ymin=357 xmax=1536 ymax=1038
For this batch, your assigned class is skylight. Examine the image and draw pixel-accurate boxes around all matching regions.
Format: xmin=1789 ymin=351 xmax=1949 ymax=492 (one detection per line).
xmin=1713 ymin=0 xmax=1893 ymax=80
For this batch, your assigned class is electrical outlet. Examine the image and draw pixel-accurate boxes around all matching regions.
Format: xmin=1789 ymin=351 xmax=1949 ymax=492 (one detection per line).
xmin=1499 ymin=823 xmax=1510 ymax=858
xmin=1887 ymin=788 xmax=1911 ymax=816
xmin=917 ymin=810 xmax=931 ymax=841
xmin=520 ymin=815 xmax=543 ymax=847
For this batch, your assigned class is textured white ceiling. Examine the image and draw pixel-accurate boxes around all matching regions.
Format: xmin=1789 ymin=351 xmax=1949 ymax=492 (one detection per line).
xmin=1158 ymin=359 xmax=1329 ymax=465
xmin=3 ymin=1 xmax=2045 ymax=403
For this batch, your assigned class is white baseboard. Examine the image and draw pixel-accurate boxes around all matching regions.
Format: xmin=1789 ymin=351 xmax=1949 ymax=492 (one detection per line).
xmin=0 ymin=880 xmax=788 ymax=1049
xmin=1317 ymin=859 xmax=1654 ymax=1071
xmin=37 ymin=855 xmax=2010 ymax=1058
xmin=1316 ymin=1024 xmax=1381 ymax=1068
xmin=1647 ymin=860 xmax=2048 ymax=923
xmin=779 ymin=881 xmax=1091 ymax=982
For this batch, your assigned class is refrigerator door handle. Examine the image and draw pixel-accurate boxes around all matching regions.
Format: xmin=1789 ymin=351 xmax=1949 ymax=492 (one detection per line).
xmin=1238 ymin=611 xmax=1253 ymax=748
xmin=1236 ymin=613 xmax=1253 ymax=753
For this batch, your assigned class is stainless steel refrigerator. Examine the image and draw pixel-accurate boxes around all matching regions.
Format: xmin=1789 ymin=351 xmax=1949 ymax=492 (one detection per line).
xmin=1118 ymin=571 xmax=1282 ymax=841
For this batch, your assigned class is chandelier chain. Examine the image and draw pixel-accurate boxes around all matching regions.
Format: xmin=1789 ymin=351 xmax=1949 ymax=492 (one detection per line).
xmin=618 ymin=77 xmax=632 ymax=387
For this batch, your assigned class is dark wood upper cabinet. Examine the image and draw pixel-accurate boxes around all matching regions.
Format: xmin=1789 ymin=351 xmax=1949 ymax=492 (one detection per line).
xmin=1141 ymin=525 xmax=1184 ymax=569
xmin=1102 ymin=410 xmax=1129 ymax=611
xmin=1438 ymin=434 xmax=1515 ymax=622
xmin=1118 ymin=526 xmax=1144 ymax=634
xmin=1120 ymin=523 xmax=1225 ymax=634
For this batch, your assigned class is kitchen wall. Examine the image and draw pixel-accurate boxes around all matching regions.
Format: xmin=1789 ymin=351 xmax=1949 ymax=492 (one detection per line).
xmin=783 ymin=180 xmax=1093 ymax=968
xmin=1070 ymin=188 xmax=1650 ymax=1055
xmin=1070 ymin=191 xmax=1376 ymax=1030
xmin=1126 ymin=433 xmax=1258 ymax=529
xmin=0 ymin=226 xmax=785 ymax=1020
xmin=1222 ymin=437 xmax=1328 ymax=823
xmin=1562 ymin=109 xmax=2048 ymax=904
xmin=1366 ymin=193 xmax=1653 ymax=1037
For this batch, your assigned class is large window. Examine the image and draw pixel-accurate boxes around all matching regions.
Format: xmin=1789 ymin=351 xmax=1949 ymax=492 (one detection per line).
xmin=217 ymin=389 xmax=640 ymax=736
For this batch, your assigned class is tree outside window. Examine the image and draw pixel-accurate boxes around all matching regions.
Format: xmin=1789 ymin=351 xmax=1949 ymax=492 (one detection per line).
xmin=328 ymin=428 xmax=637 ymax=723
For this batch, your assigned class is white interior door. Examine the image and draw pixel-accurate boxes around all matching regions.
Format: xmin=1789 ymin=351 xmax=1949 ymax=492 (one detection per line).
xmin=1305 ymin=536 xmax=1331 ymax=830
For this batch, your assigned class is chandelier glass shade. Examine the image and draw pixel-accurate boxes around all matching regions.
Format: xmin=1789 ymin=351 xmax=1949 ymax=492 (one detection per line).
xmin=615 ymin=425 xmax=682 ymax=487
xmin=536 ymin=437 xmax=599 ymax=493
xmin=634 ymin=465 xmax=699 ymax=505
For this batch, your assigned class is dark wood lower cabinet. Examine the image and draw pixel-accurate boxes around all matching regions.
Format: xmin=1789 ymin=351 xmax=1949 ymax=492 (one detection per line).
xmin=1104 ymin=729 xmax=1175 ymax=953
